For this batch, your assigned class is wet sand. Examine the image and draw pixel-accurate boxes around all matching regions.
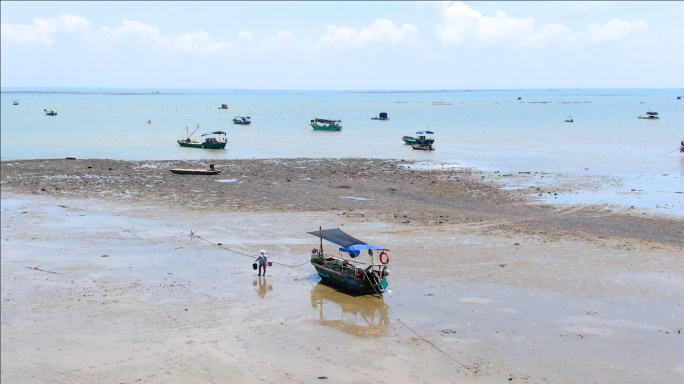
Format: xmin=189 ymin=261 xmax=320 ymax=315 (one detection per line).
xmin=1 ymin=159 xmax=683 ymax=383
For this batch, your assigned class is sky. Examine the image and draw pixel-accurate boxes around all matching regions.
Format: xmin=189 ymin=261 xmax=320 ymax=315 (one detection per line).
xmin=1 ymin=1 xmax=683 ymax=89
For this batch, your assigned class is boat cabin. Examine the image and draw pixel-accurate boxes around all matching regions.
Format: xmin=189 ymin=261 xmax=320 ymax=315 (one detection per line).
xmin=311 ymin=118 xmax=341 ymax=126
xmin=415 ymin=130 xmax=434 ymax=142
xmin=201 ymin=131 xmax=227 ymax=144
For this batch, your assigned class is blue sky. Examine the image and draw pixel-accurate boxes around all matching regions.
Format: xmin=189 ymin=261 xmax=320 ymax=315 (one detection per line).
xmin=2 ymin=1 xmax=682 ymax=89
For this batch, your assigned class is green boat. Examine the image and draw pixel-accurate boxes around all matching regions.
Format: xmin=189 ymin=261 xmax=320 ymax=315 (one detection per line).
xmin=233 ymin=115 xmax=251 ymax=125
xmin=311 ymin=118 xmax=342 ymax=131
xmin=308 ymin=227 xmax=390 ymax=295
xmin=402 ymin=130 xmax=434 ymax=146
xmin=177 ymin=125 xmax=227 ymax=149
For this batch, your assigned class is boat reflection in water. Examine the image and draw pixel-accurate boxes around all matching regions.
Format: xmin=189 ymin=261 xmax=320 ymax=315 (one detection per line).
xmin=310 ymin=282 xmax=390 ymax=338
xmin=253 ymin=277 xmax=273 ymax=299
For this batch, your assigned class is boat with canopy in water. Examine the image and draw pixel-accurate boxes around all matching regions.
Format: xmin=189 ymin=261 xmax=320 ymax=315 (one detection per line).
xmin=233 ymin=115 xmax=251 ymax=125
xmin=638 ymin=111 xmax=660 ymax=120
xmin=308 ymin=227 xmax=390 ymax=295
xmin=177 ymin=125 xmax=228 ymax=149
xmin=311 ymin=118 xmax=342 ymax=131
xmin=403 ymin=130 xmax=435 ymax=150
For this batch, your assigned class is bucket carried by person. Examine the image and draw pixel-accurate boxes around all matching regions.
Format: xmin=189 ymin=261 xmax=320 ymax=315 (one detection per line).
xmin=268 ymin=262 xmax=273 ymax=267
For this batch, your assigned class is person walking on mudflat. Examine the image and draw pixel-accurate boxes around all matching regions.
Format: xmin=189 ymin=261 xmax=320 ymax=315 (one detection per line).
xmin=256 ymin=250 xmax=268 ymax=276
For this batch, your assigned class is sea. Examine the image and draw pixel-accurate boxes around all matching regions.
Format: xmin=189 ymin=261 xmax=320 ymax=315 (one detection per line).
xmin=1 ymin=88 xmax=683 ymax=215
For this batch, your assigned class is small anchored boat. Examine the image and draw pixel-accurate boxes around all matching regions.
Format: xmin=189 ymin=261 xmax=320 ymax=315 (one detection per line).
xmin=308 ymin=227 xmax=390 ymax=295
xmin=311 ymin=118 xmax=342 ymax=131
xmin=13 ymin=100 xmax=18 ymax=105
xmin=44 ymin=108 xmax=57 ymax=116
xmin=403 ymin=130 xmax=435 ymax=150
xmin=371 ymin=112 xmax=389 ymax=120
xmin=218 ymin=104 xmax=229 ymax=109
xmin=638 ymin=111 xmax=660 ymax=120
xmin=233 ymin=115 xmax=251 ymax=125
xmin=564 ymin=116 xmax=574 ymax=122
xmin=680 ymin=140 xmax=684 ymax=154
xmin=177 ymin=125 xmax=228 ymax=149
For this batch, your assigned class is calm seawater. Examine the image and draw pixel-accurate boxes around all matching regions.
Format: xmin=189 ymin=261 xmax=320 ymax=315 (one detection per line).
xmin=1 ymin=88 xmax=683 ymax=213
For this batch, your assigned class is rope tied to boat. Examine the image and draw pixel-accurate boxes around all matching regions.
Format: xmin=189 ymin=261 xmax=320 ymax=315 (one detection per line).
xmin=190 ymin=231 xmax=312 ymax=268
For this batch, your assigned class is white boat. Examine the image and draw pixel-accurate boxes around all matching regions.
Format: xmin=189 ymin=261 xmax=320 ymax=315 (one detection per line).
xmin=44 ymin=108 xmax=57 ymax=116
xmin=637 ymin=111 xmax=659 ymax=120
xmin=564 ymin=116 xmax=573 ymax=122
xmin=13 ymin=100 xmax=18 ymax=105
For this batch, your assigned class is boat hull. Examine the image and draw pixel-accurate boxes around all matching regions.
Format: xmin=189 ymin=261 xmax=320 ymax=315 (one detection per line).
xmin=403 ymin=136 xmax=435 ymax=146
xmin=233 ymin=120 xmax=251 ymax=125
xmin=311 ymin=124 xmax=342 ymax=131
xmin=312 ymin=263 xmax=387 ymax=295
xmin=170 ymin=169 xmax=221 ymax=175
xmin=177 ymin=140 xmax=226 ymax=149
xmin=637 ymin=116 xmax=659 ymax=119
xmin=412 ymin=144 xmax=434 ymax=150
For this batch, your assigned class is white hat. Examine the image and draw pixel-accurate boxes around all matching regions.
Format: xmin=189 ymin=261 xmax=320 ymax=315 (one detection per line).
xmin=260 ymin=250 xmax=266 ymax=255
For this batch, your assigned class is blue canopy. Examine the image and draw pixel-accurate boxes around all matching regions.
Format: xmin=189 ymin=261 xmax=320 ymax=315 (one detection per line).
xmin=416 ymin=131 xmax=434 ymax=134
xmin=307 ymin=228 xmax=387 ymax=258
xmin=201 ymin=131 xmax=226 ymax=136
xmin=339 ymin=244 xmax=385 ymax=257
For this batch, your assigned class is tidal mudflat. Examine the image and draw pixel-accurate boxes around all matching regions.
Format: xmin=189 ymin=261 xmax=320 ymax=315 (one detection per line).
xmin=1 ymin=158 xmax=682 ymax=383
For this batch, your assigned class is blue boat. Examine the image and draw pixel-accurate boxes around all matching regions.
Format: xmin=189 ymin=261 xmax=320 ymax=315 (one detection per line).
xmin=308 ymin=228 xmax=390 ymax=295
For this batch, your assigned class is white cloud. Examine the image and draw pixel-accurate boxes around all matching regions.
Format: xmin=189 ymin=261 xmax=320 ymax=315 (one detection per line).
xmin=315 ymin=19 xmax=419 ymax=50
xmin=576 ymin=19 xmax=648 ymax=44
xmin=1 ymin=14 xmax=90 ymax=45
xmin=436 ymin=2 xmax=569 ymax=47
xmin=436 ymin=2 xmax=647 ymax=48
xmin=158 ymin=31 xmax=234 ymax=54
xmin=100 ymin=19 xmax=159 ymax=38
xmin=237 ymin=31 xmax=254 ymax=41
xmin=99 ymin=20 xmax=234 ymax=55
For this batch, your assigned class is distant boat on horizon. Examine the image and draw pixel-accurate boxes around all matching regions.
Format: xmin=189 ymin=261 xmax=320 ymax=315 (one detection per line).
xmin=371 ymin=112 xmax=389 ymax=120
xmin=638 ymin=111 xmax=659 ymax=120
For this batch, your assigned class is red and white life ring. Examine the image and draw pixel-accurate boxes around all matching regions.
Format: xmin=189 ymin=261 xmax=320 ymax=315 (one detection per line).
xmin=379 ymin=251 xmax=390 ymax=265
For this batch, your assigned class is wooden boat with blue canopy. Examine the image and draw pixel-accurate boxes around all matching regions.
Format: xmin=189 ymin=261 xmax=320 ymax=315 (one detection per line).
xmin=308 ymin=227 xmax=390 ymax=295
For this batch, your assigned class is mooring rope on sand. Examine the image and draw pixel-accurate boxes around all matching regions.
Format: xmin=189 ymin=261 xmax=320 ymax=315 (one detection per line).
xmin=191 ymin=230 xmax=475 ymax=374
xmin=362 ymin=271 xmax=477 ymax=375
xmin=190 ymin=231 xmax=311 ymax=268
